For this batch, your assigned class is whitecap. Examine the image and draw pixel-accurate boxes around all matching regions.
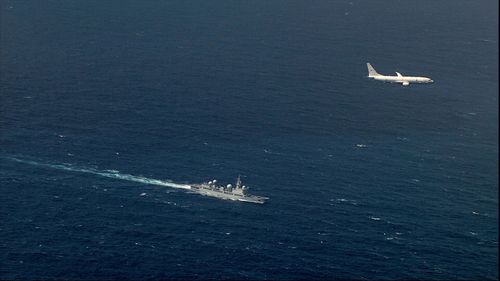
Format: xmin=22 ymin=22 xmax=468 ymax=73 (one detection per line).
xmin=331 ymin=198 xmax=358 ymax=205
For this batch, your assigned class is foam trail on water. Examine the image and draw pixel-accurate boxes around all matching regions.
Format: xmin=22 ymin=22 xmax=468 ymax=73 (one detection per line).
xmin=6 ymin=157 xmax=191 ymax=190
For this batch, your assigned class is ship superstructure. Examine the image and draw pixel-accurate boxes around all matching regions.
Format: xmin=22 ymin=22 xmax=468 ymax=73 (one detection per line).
xmin=190 ymin=176 xmax=268 ymax=204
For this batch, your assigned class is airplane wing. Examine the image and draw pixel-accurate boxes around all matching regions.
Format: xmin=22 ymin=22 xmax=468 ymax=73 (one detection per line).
xmin=401 ymin=81 xmax=410 ymax=86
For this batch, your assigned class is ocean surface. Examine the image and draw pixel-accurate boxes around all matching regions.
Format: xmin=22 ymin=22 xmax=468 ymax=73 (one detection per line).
xmin=1 ymin=0 xmax=498 ymax=279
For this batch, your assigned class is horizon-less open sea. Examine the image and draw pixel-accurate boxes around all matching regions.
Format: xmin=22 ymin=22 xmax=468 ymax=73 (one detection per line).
xmin=1 ymin=0 xmax=498 ymax=279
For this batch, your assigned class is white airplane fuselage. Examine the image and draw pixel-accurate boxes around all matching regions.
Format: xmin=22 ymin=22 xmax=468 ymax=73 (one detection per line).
xmin=367 ymin=63 xmax=433 ymax=86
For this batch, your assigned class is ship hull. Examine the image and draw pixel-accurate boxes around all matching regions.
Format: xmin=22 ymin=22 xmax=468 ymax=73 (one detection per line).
xmin=190 ymin=184 xmax=268 ymax=204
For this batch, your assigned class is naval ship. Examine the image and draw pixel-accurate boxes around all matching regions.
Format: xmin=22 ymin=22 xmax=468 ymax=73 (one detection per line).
xmin=190 ymin=176 xmax=268 ymax=204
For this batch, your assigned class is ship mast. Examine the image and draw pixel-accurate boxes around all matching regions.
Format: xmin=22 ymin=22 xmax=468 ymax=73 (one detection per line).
xmin=236 ymin=175 xmax=242 ymax=189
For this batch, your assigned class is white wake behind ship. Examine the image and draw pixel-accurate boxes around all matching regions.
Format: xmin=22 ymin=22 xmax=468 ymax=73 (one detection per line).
xmin=190 ymin=176 xmax=268 ymax=204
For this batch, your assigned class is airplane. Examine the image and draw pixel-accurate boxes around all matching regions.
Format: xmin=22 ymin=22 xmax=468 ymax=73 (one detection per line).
xmin=367 ymin=62 xmax=433 ymax=86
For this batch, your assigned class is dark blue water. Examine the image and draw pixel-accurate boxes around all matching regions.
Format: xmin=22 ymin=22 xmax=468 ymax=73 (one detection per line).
xmin=1 ymin=0 xmax=498 ymax=279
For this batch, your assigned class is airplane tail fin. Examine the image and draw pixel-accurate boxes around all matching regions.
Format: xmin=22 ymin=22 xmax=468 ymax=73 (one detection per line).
xmin=367 ymin=63 xmax=380 ymax=77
